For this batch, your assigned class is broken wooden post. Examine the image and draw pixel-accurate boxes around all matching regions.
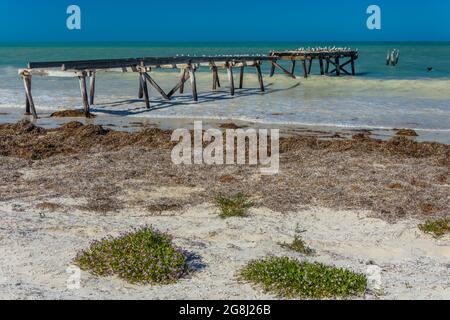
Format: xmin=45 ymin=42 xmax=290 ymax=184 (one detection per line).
xmin=269 ymin=62 xmax=276 ymax=77
xmin=188 ymin=65 xmax=198 ymax=101
xmin=255 ymin=61 xmax=265 ymax=92
xmin=335 ymin=57 xmax=341 ymax=76
xmin=89 ymin=71 xmax=96 ymax=105
xmin=78 ymin=71 xmax=90 ymax=117
xmin=239 ymin=66 xmax=244 ymax=89
xmin=140 ymin=72 xmax=150 ymax=109
xmin=22 ymin=74 xmax=37 ymax=118
xmin=226 ymin=63 xmax=235 ymax=96
xmin=24 ymin=76 xmax=31 ymax=115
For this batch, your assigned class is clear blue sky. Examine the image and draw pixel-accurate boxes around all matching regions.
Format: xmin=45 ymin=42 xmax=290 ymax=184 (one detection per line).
xmin=1 ymin=0 xmax=449 ymax=42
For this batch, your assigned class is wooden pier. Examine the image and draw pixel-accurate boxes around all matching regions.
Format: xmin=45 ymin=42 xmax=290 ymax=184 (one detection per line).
xmin=18 ymin=48 xmax=358 ymax=118
xmin=269 ymin=47 xmax=359 ymax=78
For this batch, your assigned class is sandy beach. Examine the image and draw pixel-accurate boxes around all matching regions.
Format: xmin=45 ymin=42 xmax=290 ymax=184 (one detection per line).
xmin=0 ymin=117 xmax=448 ymax=300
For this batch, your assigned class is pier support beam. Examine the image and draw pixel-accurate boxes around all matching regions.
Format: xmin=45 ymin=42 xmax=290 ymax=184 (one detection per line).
xmin=290 ymin=60 xmax=296 ymax=76
xmin=168 ymin=68 xmax=190 ymax=98
xmin=307 ymin=59 xmax=313 ymax=74
xmin=255 ymin=62 xmax=265 ymax=92
xmin=140 ymin=72 xmax=150 ymax=109
xmin=78 ymin=72 xmax=91 ymax=117
xmin=351 ymin=57 xmax=355 ymax=76
xmin=138 ymin=76 xmax=144 ymax=98
xmin=319 ymin=58 xmax=324 ymax=75
xmin=24 ymin=76 xmax=31 ymax=115
xmin=335 ymin=58 xmax=341 ymax=76
xmin=89 ymin=71 xmax=96 ymax=105
xmin=143 ymin=72 xmax=170 ymax=100
xmin=211 ymin=66 xmax=220 ymax=91
xmin=188 ymin=66 xmax=198 ymax=102
xmin=271 ymin=61 xmax=296 ymax=79
xmin=179 ymin=69 xmax=186 ymax=94
xmin=239 ymin=66 xmax=244 ymax=89
xmin=22 ymin=74 xmax=37 ymax=118
xmin=301 ymin=60 xmax=308 ymax=78
xmin=226 ymin=63 xmax=235 ymax=96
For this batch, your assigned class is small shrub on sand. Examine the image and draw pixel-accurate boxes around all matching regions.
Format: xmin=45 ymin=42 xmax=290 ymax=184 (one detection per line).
xmin=74 ymin=226 xmax=188 ymax=284
xmin=418 ymin=218 xmax=449 ymax=237
xmin=279 ymin=224 xmax=315 ymax=255
xmin=239 ymin=257 xmax=367 ymax=299
xmin=215 ymin=192 xmax=253 ymax=218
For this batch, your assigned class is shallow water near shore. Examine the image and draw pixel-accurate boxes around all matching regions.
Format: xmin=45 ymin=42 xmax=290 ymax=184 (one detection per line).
xmin=1 ymin=42 xmax=449 ymax=143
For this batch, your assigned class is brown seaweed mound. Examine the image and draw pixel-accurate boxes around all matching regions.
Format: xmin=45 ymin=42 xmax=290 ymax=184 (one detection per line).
xmin=395 ymin=128 xmax=418 ymax=137
xmin=0 ymin=120 xmax=174 ymax=160
xmin=50 ymin=109 xmax=96 ymax=118
xmin=0 ymin=120 xmax=448 ymax=221
xmin=280 ymin=135 xmax=449 ymax=162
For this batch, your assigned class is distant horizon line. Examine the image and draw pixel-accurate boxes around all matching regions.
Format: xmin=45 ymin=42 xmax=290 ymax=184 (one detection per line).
xmin=1 ymin=40 xmax=450 ymax=45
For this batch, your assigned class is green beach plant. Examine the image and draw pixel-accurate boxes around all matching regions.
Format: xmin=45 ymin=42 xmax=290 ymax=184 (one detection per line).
xmin=74 ymin=226 xmax=188 ymax=284
xmin=418 ymin=218 xmax=449 ymax=237
xmin=239 ymin=256 xmax=367 ymax=299
xmin=215 ymin=192 xmax=253 ymax=218
xmin=279 ymin=224 xmax=315 ymax=255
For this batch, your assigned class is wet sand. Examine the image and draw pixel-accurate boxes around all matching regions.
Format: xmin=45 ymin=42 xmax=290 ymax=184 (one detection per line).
xmin=0 ymin=106 xmax=448 ymax=144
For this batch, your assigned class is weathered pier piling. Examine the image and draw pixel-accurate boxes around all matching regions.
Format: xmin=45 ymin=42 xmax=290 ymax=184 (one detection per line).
xmin=386 ymin=49 xmax=400 ymax=66
xmin=269 ymin=47 xmax=359 ymax=78
xmin=18 ymin=47 xmax=358 ymax=118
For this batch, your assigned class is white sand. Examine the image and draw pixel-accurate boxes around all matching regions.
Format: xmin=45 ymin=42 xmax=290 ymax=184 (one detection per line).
xmin=0 ymin=196 xmax=449 ymax=300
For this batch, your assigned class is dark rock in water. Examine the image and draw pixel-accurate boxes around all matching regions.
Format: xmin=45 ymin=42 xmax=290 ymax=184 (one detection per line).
xmin=394 ymin=129 xmax=418 ymax=137
xmin=427 ymin=67 xmax=433 ymax=72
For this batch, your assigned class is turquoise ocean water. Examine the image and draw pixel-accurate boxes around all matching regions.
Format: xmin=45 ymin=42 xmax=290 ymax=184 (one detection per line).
xmin=0 ymin=42 xmax=449 ymax=141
